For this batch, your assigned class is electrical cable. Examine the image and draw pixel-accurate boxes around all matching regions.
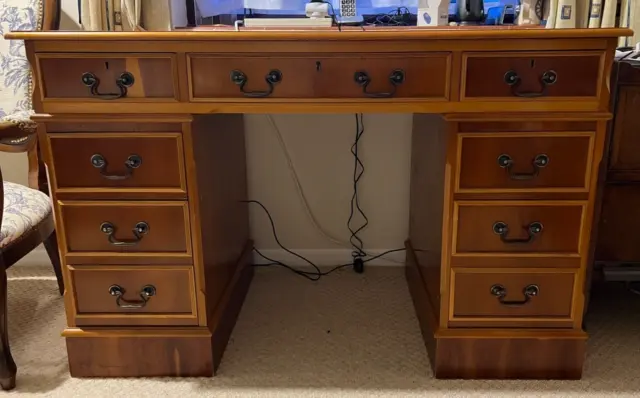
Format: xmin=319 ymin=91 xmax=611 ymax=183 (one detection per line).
xmin=266 ymin=115 xmax=352 ymax=249
xmin=243 ymin=200 xmax=323 ymax=279
xmin=266 ymin=114 xmax=403 ymax=266
xmin=347 ymin=113 xmax=369 ymax=261
xmin=245 ymin=199 xmax=405 ymax=281
xmin=364 ymin=7 xmax=413 ymax=26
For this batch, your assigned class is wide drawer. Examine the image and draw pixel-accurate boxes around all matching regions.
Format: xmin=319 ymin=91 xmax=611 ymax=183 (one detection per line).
xmin=36 ymin=53 xmax=177 ymax=101
xmin=59 ymin=201 xmax=191 ymax=255
xmin=461 ymin=51 xmax=603 ymax=101
xmin=453 ymin=201 xmax=585 ymax=256
xmin=48 ymin=132 xmax=187 ymax=196
xmin=70 ymin=265 xmax=198 ymax=326
xmin=188 ymin=53 xmax=450 ymax=100
xmin=450 ymin=268 xmax=576 ymax=327
xmin=456 ymin=132 xmax=594 ymax=192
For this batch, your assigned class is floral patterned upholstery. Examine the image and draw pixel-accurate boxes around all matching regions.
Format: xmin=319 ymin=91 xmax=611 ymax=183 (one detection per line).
xmin=0 ymin=0 xmax=41 ymax=132
xmin=1 ymin=181 xmax=51 ymax=248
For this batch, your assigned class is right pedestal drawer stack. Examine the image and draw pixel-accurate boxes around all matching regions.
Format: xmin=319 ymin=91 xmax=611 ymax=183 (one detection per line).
xmin=406 ymin=113 xmax=610 ymax=379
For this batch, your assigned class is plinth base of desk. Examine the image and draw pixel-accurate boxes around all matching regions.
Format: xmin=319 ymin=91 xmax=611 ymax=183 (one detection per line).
xmin=64 ymin=261 xmax=254 ymax=378
xmin=405 ymin=243 xmax=587 ymax=380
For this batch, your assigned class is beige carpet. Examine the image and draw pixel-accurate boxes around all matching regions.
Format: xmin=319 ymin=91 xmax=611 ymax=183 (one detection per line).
xmin=4 ymin=264 xmax=640 ymax=397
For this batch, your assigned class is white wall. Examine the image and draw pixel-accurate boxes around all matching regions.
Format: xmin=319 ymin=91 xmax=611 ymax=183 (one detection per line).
xmin=1 ymin=0 xmax=413 ymax=265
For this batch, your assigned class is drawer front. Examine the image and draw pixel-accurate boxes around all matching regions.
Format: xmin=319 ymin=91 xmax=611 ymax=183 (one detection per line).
xmin=454 ymin=201 xmax=585 ymax=255
xmin=70 ymin=265 xmax=198 ymax=326
xmin=457 ymin=132 xmax=594 ymax=192
xmin=37 ymin=53 xmax=177 ymax=101
xmin=451 ymin=268 xmax=575 ymax=325
xmin=462 ymin=52 xmax=602 ymax=100
xmin=189 ymin=53 xmax=450 ymax=100
xmin=49 ymin=132 xmax=186 ymax=195
xmin=60 ymin=201 xmax=191 ymax=255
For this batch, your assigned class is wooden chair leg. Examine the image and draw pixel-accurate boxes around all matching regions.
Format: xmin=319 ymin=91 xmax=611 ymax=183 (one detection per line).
xmin=0 ymin=265 xmax=16 ymax=390
xmin=43 ymin=231 xmax=64 ymax=296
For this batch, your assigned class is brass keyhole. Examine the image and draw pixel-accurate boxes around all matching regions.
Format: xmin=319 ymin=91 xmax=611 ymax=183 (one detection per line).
xmin=530 ymin=59 xmax=536 ymax=68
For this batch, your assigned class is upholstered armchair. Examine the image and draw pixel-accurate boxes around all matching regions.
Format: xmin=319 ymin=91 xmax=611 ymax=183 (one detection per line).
xmin=0 ymin=0 xmax=63 ymax=390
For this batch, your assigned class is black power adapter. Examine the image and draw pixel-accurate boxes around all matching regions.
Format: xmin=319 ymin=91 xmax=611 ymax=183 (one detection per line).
xmin=353 ymin=257 xmax=364 ymax=273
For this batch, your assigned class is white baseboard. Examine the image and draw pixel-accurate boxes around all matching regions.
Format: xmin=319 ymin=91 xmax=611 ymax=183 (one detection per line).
xmin=15 ymin=245 xmax=50 ymax=267
xmin=253 ymin=248 xmax=405 ymax=267
xmin=15 ymin=247 xmax=406 ymax=267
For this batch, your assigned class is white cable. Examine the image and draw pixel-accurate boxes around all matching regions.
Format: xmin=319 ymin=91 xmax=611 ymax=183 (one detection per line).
xmin=266 ymin=114 xmax=405 ymax=265
xmin=266 ymin=114 xmax=352 ymax=249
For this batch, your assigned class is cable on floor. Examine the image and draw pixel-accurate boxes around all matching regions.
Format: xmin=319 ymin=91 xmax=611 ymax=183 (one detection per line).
xmin=244 ymin=199 xmax=405 ymax=281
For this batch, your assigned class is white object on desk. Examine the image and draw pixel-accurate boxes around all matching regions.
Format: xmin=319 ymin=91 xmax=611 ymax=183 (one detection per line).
xmin=417 ymin=0 xmax=449 ymax=27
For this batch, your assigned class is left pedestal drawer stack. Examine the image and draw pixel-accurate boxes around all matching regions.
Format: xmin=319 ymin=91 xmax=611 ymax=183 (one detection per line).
xmin=34 ymin=114 xmax=253 ymax=377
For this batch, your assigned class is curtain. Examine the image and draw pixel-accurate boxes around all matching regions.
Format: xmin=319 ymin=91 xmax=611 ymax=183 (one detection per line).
xmin=80 ymin=0 xmax=172 ymax=31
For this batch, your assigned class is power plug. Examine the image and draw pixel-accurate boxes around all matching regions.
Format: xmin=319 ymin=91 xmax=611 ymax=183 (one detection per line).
xmin=353 ymin=257 xmax=364 ymax=274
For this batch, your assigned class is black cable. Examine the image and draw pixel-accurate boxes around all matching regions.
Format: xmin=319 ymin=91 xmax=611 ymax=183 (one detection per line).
xmin=320 ymin=1 xmax=341 ymax=31
xmin=242 ymin=200 xmax=323 ymax=279
xmin=347 ymin=113 xmax=369 ymax=262
xmin=244 ymin=200 xmax=405 ymax=281
xmin=364 ymin=7 xmax=413 ymax=27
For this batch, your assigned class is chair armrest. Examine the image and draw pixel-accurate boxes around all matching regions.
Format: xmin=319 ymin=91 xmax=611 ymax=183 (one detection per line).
xmin=0 ymin=121 xmax=32 ymax=140
xmin=0 ymin=112 xmax=36 ymax=140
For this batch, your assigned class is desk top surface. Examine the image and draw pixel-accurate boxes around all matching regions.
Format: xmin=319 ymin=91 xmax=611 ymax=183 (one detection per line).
xmin=6 ymin=27 xmax=633 ymax=41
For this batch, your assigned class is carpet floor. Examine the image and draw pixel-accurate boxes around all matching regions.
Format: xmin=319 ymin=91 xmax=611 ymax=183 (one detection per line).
xmin=4 ymin=264 xmax=640 ymax=397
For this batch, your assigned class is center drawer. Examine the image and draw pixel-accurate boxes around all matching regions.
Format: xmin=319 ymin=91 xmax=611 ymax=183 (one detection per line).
xmin=48 ymin=132 xmax=187 ymax=197
xmin=69 ymin=265 xmax=198 ymax=326
xmin=453 ymin=201 xmax=586 ymax=256
xmin=188 ymin=53 xmax=451 ymax=100
xmin=58 ymin=201 xmax=192 ymax=262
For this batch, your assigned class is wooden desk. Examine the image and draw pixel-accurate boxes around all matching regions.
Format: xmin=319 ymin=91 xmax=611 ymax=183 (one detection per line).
xmin=7 ymin=27 xmax=631 ymax=380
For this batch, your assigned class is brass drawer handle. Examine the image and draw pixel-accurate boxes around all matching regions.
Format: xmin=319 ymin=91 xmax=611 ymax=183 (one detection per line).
xmin=492 ymin=221 xmax=543 ymax=244
xmin=91 ymin=153 xmax=142 ymax=180
xmin=490 ymin=284 xmax=539 ymax=306
xmin=108 ymin=284 xmax=156 ymax=309
xmin=503 ymin=69 xmax=557 ymax=98
xmin=354 ymin=69 xmax=405 ymax=98
xmin=497 ymin=153 xmax=549 ymax=180
xmin=100 ymin=221 xmax=149 ymax=246
xmin=81 ymin=71 xmax=135 ymax=100
xmin=230 ymin=69 xmax=282 ymax=98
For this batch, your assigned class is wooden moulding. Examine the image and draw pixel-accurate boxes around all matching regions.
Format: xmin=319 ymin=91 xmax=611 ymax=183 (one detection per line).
xmin=405 ymin=242 xmax=586 ymax=380
xmin=63 ymin=243 xmax=254 ymax=377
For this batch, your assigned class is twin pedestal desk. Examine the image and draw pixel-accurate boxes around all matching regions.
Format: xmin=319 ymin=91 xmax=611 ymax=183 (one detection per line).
xmin=7 ymin=27 xmax=631 ymax=380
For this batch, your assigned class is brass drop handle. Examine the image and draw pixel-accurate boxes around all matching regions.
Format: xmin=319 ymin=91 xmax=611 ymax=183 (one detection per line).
xmin=354 ymin=69 xmax=405 ymax=98
xmin=497 ymin=153 xmax=549 ymax=180
xmin=490 ymin=284 xmax=539 ymax=306
xmin=230 ymin=69 xmax=282 ymax=98
xmin=108 ymin=284 xmax=156 ymax=309
xmin=504 ymin=69 xmax=557 ymax=98
xmin=81 ymin=71 xmax=135 ymax=100
xmin=91 ymin=153 xmax=142 ymax=180
xmin=100 ymin=221 xmax=149 ymax=246
xmin=493 ymin=221 xmax=543 ymax=244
